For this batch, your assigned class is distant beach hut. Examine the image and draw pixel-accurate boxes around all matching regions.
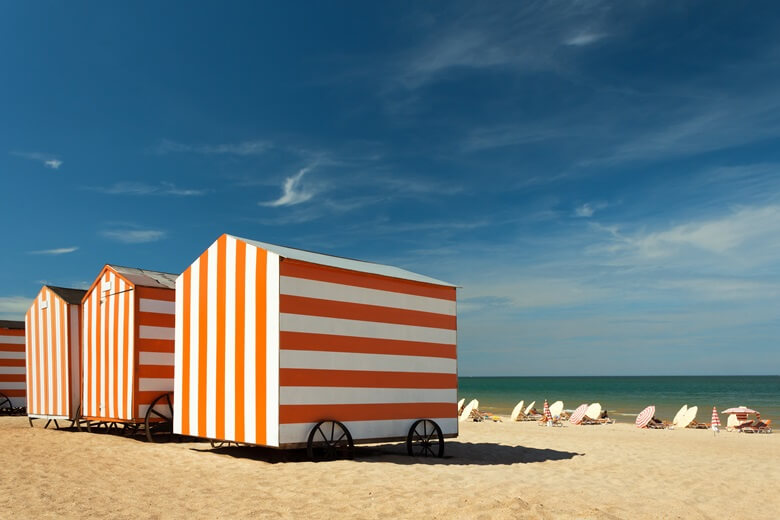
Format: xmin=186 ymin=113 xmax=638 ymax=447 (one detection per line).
xmin=0 ymin=320 xmax=26 ymax=413
xmin=81 ymin=265 xmax=177 ymax=440
xmin=25 ymin=286 xmax=86 ymax=427
xmin=173 ymin=234 xmax=458 ymax=459
xmin=636 ymin=405 xmax=655 ymax=428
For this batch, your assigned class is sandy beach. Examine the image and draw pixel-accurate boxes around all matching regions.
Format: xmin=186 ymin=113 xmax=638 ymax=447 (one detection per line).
xmin=1 ymin=416 xmax=777 ymax=519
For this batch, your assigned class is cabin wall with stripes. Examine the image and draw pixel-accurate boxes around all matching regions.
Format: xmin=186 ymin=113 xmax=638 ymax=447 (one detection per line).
xmin=82 ymin=268 xmax=135 ymax=421
xmin=24 ymin=287 xmax=81 ymax=419
xmin=135 ymin=286 xmax=175 ymax=419
xmin=0 ymin=325 xmax=26 ymax=409
xmin=173 ymin=235 xmax=280 ymax=446
xmin=276 ymin=258 xmax=458 ymax=445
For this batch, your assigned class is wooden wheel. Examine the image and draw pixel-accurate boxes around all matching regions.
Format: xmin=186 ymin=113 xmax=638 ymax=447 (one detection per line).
xmin=144 ymin=393 xmax=174 ymax=443
xmin=406 ymin=419 xmax=444 ymax=458
xmin=306 ymin=420 xmax=354 ymax=461
xmin=210 ymin=440 xmax=240 ymax=449
xmin=0 ymin=392 xmax=11 ymax=413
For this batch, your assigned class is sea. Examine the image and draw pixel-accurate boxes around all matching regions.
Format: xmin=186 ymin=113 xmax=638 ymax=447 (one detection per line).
xmin=458 ymin=376 xmax=780 ymax=421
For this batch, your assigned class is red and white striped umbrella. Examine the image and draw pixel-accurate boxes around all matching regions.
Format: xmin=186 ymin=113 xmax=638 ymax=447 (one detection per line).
xmin=722 ymin=406 xmax=756 ymax=414
xmin=711 ymin=407 xmax=721 ymax=427
xmin=569 ymin=404 xmax=588 ymax=425
xmin=636 ymin=405 xmax=655 ymax=428
xmin=543 ymin=399 xmax=552 ymax=421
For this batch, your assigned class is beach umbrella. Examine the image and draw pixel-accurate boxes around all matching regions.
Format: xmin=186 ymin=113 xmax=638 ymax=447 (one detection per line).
xmin=711 ymin=407 xmax=721 ymax=433
xmin=722 ymin=406 xmax=756 ymax=414
xmin=569 ymin=404 xmax=588 ymax=425
xmin=543 ymin=399 xmax=552 ymax=423
xmin=635 ymin=405 xmax=655 ymax=428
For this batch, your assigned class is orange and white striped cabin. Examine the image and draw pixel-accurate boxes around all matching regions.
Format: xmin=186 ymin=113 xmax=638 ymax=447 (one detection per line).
xmin=81 ymin=265 xmax=177 ymax=422
xmin=25 ymin=286 xmax=86 ymax=420
xmin=0 ymin=320 xmax=26 ymax=409
xmin=173 ymin=234 xmax=458 ymax=447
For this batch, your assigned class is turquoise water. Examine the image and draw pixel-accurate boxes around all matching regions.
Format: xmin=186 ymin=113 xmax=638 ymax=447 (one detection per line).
xmin=459 ymin=376 xmax=780 ymax=421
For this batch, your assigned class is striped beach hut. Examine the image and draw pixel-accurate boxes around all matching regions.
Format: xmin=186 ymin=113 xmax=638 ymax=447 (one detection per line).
xmin=25 ymin=286 xmax=86 ymax=427
xmin=81 ymin=265 xmax=177 ymax=440
xmin=0 ymin=320 xmax=26 ymax=414
xmin=173 ymin=234 xmax=458 ymax=459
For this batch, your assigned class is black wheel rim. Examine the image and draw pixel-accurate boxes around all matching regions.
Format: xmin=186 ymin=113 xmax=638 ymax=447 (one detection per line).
xmin=407 ymin=419 xmax=444 ymax=458
xmin=145 ymin=393 xmax=174 ymax=442
xmin=307 ymin=420 xmax=354 ymax=461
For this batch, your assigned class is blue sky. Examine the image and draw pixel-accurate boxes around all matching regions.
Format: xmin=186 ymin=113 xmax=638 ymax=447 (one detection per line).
xmin=2 ymin=2 xmax=779 ymax=375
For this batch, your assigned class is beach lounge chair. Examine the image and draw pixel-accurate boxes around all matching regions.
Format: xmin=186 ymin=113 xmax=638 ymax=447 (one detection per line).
xmin=543 ymin=401 xmax=565 ymax=427
xmin=740 ymin=419 xmax=772 ymax=434
xmin=459 ymin=399 xmax=478 ymax=422
xmin=521 ymin=401 xmax=541 ymax=421
xmin=510 ymin=400 xmax=525 ymax=422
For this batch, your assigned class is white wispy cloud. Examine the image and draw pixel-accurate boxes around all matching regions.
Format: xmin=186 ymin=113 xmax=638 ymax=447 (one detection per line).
xmin=100 ymin=228 xmax=167 ymax=244
xmin=85 ymin=181 xmax=206 ymax=196
xmin=11 ymin=151 xmax=63 ymax=169
xmin=156 ymin=139 xmax=272 ymax=156
xmin=564 ymin=32 xmax=606 ymax=46
xmin=574 ymin=202 xmax=607 ymax=218
xmin=260 ymin=167 xmax=315 ymax=207
xmin=0 ymin=296 xmax=31 ymax=320
xmin=28 ymin=246 xmax=78 ymax=255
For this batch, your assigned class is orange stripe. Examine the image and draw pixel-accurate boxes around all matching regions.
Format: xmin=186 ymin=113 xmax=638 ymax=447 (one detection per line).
xmin=60 ymin=298 xmax=68 ymax=416
xmin=122 ymin=286 xmax=130 ymax=419
xmin=1 ymin=389 xmax=26 ymax=397
xmin=136 ymin=390 xmax=173 ymax=405
xmin=280 ymin=259 xmax=456 ymax=301
xmin=280 ymin=295 xmax=456 ymax=329
xmin=216 ymin=235 xmax=227 ymax=440
xmin=41 ymin=292 xmax=50 ymax=414
xmin=84 ymin=296 xmax=91 ymax=416
xmin=0 ymin=344 xmax=26 ymax=351
xmin=279 ymin=402 xmax=456 ymax=424
xmin=103 ymin=276 xmax=110 ymax=418
xmin=112 ymin=286 xmax=120 ymax=420
xmin=279 ymin=369 xmax=457 ymax=389
xmin=234 ymin=240 xmax=246 ymax=442
xmin=0 ymin=374 xmax=26 ymax=382
xmin=181 ymin=267 xmax=191 ymax=436
xmin=136 ymin=338 xmax=175 ymax=352
xmin=137 ymin=312 xmax=175 ymax=328
xmin=256 ymin=248 xmax=267 ymax=445
xmin=280 ymin=331 xmax=456 ymax=359
xmin=0 ymin=359 xmax=25 ymax=367
xmin=0 ymin=329 xmax=25 ymax=336
xmin=137 ymin=365 xmax=174 ymax=378
xmin=197 ymin=252 xmax=209 ymax=436
xmin=136 ymin=287 xmax=176 ymax=301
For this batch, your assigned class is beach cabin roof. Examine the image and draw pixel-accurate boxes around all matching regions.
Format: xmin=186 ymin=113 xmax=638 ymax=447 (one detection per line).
xmin=232 ymin=234 xmax=456 ymax=287
xmin=105 ymin=264 xmax=178 ymax=289
xmin=0 ymin=320 xmax=24 ymax=329
xmin=46 ymin=286 xmax=87 ymax=305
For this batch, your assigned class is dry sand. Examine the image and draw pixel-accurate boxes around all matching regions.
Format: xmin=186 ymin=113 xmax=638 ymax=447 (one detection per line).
xmin=1 ymin=416 xmax=777 ymax=519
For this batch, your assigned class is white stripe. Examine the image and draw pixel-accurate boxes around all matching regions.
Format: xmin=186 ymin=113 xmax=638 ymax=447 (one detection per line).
xmin=0 ymin=336 xmax=25 ymax=345
xmin=139 ymin=325 xmax=174 ymax=340
xmin=91 ymin=291 xmax=97 ymax=416
xmin=279 ymin=387 xmax=457 ymax=405
xmin=279 ymin=418 xmax=458 ymax=445
xmin=99 ymin=274 xmax=107 ymax=416
xmin=206 ymin=242 xmax=218 ymax=439
xmin=107 ymin=272 xmax=115 ymax=418
xmin=0 ymin=351 xmax=25 ymax=359
xmin=280 ymin=314 xmax=456 ymax=345
xmin=140 ymin=298 xmax=175 ymax=314
xmin=0 ymin=367 xmax=26 ymax=374
xmin=244 ymin=246 xmax=256 ymax=444
xmin=280 ymin=276 xmax=456 ymax=316
xmin=173 ymin=274 xmax=184 ymax=435
xmin=139 ymin=378 xmax=175 ymax=392
xmin=4 ymin=397 xmax=26 ymax=408
xmin=117 ymin=279 xmax=126 ymax=419
xmin=266 ymin=252 xmax=279 ymax=446
xmin=224 ymin=236 xmax=237 ymax=441
xmin=126 ymin=285 xmax=135 ymax=419
xmin=1 ymin=382 xmax=26 ymax=390
xmin=54 ymin=297 xmax=62 ymax=416
xmin=139 ymin=352 xmax=175 ymax=366
xmin=24 ymin=311 xmax=34 ymax=415
xmin=280 ymin=350 xmax=456 ymax=374
xmin=188 ymin=259 xmax=200 ymax=435
xmin=69 ymin=305 xmax=79 ymax=418
xmin=138 ymin=404 xmax=171 ymax=419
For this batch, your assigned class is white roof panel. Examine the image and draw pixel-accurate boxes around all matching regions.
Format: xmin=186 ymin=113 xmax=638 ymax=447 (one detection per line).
xmin=230 ymin=235 xmax=455 ymax=287
xmin=109 ymin=265 xmax=178 ymax=289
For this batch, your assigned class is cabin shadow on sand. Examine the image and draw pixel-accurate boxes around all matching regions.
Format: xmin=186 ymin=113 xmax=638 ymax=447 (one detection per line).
xmin=197 ymin=441 xmax=582 ymax=466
